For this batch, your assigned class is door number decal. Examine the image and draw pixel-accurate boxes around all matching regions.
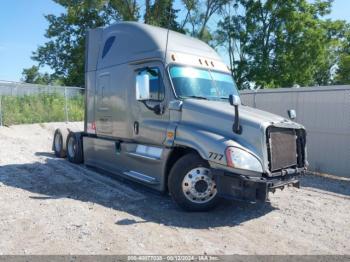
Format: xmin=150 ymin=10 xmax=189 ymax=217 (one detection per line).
xmin=209 ymin=152 xmax=224 ymax=161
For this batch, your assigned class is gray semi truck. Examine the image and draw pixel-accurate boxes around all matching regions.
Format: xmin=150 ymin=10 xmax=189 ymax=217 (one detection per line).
xmin=53 ymin=22 xmax=307 ymax=211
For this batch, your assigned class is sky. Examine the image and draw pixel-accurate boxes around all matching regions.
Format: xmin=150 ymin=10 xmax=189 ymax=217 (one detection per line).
xmin=0 ymin=0 xmax=349 ymax=82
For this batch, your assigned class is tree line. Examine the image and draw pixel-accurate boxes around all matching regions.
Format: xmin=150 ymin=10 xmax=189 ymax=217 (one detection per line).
xmin=22 ymin=0 xmax=350 ymax=89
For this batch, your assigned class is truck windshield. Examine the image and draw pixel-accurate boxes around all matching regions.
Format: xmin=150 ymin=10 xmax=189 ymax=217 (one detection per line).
xmin=169 ymin=65 xmax=239 ymax=100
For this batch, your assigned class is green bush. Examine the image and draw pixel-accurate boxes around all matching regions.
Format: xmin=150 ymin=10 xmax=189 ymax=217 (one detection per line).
xmin=0 ymin=93 xmax=84 ymax=126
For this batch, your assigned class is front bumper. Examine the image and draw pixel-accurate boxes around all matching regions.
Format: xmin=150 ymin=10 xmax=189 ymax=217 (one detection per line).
xmin=214 ymin=167 xmax=306 ymax=202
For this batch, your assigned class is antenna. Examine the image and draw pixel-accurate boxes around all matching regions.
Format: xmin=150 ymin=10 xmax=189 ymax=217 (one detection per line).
xmin=164 ymin=2 xmax=172 ymax=62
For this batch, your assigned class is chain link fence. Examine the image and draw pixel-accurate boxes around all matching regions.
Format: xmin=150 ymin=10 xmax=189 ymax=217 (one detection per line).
xmin=0 ymin=80 xmax=84 ymax=126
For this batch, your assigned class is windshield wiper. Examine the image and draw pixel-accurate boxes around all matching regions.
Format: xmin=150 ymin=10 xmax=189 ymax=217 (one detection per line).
xmin=183 ymin=95 xmax=208 ymax=100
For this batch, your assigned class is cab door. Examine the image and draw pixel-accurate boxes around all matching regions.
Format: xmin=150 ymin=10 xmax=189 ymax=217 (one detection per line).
xmin=130 ymin=62 xmax=169 ymax=146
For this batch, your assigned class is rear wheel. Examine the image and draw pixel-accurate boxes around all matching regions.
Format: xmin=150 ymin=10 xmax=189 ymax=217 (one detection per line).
xmin=168 ymin=153 xmax=220 ymax=211
xmin=53 ymin=128 xmax=68 ymax=158
xmin=66 ymin=132 xmax=84 ymax=164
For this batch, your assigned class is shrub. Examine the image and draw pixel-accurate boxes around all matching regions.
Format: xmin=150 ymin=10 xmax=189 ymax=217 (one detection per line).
xmin=0 ymin=93 xmax=84 ymax=126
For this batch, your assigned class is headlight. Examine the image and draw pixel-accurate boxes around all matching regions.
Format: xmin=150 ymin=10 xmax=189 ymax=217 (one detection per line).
xmin=225 ymin=147 xmax=263 ymax=173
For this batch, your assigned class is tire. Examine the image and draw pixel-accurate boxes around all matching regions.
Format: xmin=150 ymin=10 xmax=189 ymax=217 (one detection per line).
xmin=66 ymin=132 xmax=84 ymax=164
xmin=53 ymin=128 xmax=68 ymax=158
xmin=168 ymin=153 xmax=220 ymax=211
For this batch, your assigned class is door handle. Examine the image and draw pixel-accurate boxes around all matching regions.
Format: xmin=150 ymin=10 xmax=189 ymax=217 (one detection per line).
xmin=134 ymin=121 xmax=139 ymax=135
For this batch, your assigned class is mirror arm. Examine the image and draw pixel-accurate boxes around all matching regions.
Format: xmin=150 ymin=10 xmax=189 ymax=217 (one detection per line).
xmin=141 ymin=101 xmax=164 ymax=115
xmin=233 ymin=105 xmax=242 ymax=134
xmin=154 ymin=104 xmax=165 ymax=115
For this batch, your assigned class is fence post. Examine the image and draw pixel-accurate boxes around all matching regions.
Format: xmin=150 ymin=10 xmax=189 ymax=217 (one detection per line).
xmin=64 ymin=86 xmax=69 ymax=123
xmin=0 ymin=96 xmax=2 ymax=126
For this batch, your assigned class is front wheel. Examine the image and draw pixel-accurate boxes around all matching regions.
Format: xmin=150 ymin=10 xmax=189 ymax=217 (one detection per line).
xmin=168 ymin=153 xmax=220 ymax=211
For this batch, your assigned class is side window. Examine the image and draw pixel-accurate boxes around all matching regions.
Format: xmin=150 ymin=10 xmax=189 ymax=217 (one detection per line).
xmin=137 ymin=67 xmax=164 ymax=101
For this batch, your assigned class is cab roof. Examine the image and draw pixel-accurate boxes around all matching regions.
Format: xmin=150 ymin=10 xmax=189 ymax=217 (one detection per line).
xmin=86 ymin=22 xmax=226 ymax=72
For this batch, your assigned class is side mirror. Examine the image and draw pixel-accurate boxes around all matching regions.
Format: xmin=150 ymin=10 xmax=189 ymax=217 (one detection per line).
xmin=229 ymin=94 xmax=242 ymax=134
xmin=229 ymin=94 xmax=241 ymax=106
xmin=136 ymin=74 xmax=150 ymax=101
xmin=288 ymin=109 xmax=296 ymax=120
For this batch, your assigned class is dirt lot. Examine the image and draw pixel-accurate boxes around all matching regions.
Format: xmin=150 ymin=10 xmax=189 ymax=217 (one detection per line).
xmin=0 ymin=122 xmax=349 ymax=255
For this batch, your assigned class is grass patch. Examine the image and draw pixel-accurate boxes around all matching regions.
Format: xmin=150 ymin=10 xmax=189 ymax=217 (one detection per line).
xmin=0 ymin=93 xmax=84 ymax=126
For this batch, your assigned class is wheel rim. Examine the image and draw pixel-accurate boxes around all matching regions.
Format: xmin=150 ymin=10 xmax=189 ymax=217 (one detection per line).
xmin=182 ymin=167 xmax=217 ymax=204
xmin=67 ymin=136 xmax=76 ymax=158
xmin=54 ymin=133 xmax=62 ymax=152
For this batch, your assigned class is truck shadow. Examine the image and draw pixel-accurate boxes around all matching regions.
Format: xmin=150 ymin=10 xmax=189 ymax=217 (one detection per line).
xmin=0 ymin=154 xmax=276 ymax=229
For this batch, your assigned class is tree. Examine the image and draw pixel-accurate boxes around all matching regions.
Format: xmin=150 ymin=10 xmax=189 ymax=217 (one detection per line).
xmin=109 ymin=0 xmax=139 ymax=21
xmin=144 ymin=0 xmax=183 ymax=32
xmin=31 ymin=0 xmax=120 ymax=87
xmin=29 ymin=0 xmax=183 ymax=87
xmin=21 ymin=66 xmax=62 ymax=85
xmin=335 ymin=54 xmax=350 ymax=84
xmin=181 ymin=0 xmax=230 ymax=43
xmin=27 ymin=0 xmax=350 ymax=89
xmin=334 ymin=23 xmax=350 ymax=84
xmin=216 ymin=0 xmax=343 ymax=89
xmin=313 ymin=19 xmax=349 ymax=85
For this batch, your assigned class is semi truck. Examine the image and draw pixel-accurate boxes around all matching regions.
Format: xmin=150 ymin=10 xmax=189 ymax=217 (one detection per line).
xmin=53 ymin=22 xmax=307 ymax=211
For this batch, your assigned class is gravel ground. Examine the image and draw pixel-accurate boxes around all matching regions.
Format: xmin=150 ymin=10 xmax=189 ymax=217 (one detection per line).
xmin=0 ymin=122 xmax=349 ymax=255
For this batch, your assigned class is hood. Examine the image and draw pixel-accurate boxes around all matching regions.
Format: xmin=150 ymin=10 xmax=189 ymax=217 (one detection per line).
xmin=179 ymin=99 xmax=304 ymax=162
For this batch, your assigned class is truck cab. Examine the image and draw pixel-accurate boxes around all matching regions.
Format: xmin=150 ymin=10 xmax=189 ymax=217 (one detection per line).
xmin=53 ymin=22 xmax=307 ymax=211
